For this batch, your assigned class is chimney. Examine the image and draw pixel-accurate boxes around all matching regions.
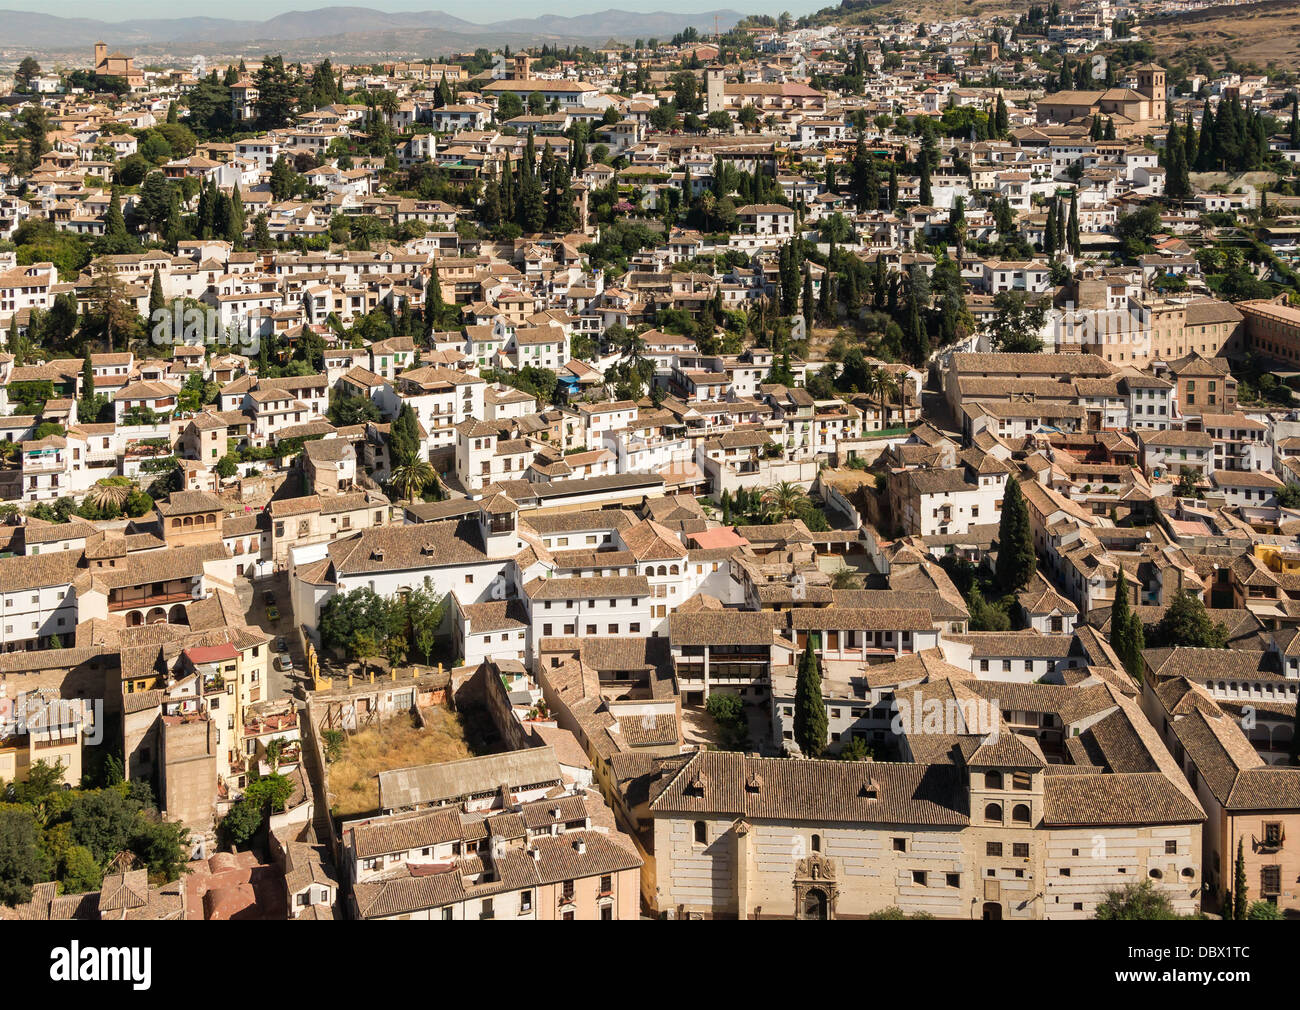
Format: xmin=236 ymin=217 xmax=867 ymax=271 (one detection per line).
xmin=572 ymin=838 xmax=586 ymax=855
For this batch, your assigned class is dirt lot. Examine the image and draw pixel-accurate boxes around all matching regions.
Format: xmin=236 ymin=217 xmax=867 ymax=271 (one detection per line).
xmin=1146 ymin=3 xmax=1300 ymax=68
xmin=324 ymin=706 xmax=473 ymax=818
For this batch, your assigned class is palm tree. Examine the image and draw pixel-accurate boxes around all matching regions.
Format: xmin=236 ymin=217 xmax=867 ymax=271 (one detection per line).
xmin=84 ymin=478 xmax=133 ymax=513
xmin=391 ymin=459 xmax=435 ymax=502
xmin=612 ymin=326 xmax=646 ymax=367
xmin=761 ymin=480 xmax=810 ymax=522
xmin=876 ymin=368 xmax=899 ymax=432
xmin=862 ymin=365 xmax=884 ymax=431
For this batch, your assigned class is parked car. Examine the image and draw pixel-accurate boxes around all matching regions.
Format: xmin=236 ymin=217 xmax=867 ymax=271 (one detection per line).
xmin=266 ymin=605 xmax=280 ymax=622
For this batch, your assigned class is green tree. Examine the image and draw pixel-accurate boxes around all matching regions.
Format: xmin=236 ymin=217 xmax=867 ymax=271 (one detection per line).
xmin=407 ymin=586 xmax=446 ymax=665
xmin=990 ymin=291 xmax=1046 ymax=353
xmin=58 ymin=845 xmax=104 ymax=894
xmin=793 ymin=634 xmax=828 ymax=758
xmin=14 ymin=57 xmax=41 ymax=93
xmin=995 ymin=476 xmax=1036 ymax=593
xmin=391 ymin=458 xmax=435 ymax=502
xmin=1110 ymin=567 xmax=1136 ymax=677
xmin=0 ymin=807 xmax=52 ymax=905
xmin=1233 ymin=837 xmax=1248 ymax=920
xmin=1093 ymin=880 xmax=1179 ymax=920
xmin=148 ymin=267 xmax=165 ymax=316
xmin=1152 ymin=590 xmax=1228 ymax=648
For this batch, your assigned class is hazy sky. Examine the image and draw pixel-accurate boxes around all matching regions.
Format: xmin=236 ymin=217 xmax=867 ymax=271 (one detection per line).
xmin=9 ymin=0 xmax=828 ymax=21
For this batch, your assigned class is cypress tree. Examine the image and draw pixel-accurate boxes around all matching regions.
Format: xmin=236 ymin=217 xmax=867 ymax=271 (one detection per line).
xmin=424 ymin=270 xmax=445 ymax=331
xmin=919 ymin=157 xmax=932 ymax=206
xmin=149 ymin=266 xmax=165 ymax=316
xmin=1067 ymin=192 xmax=1080 ymax=256
xmin=995 ymin=475 xmax=1036 ymax=593
xmin=906 ymin=289 xmax=928 ymax=365
xmin=1110 ymin=567 xmax=1133 ymax=673
xmin=1196 ymin=105 xmax=1215 ymax=170
xmin=1291 ymin=94 xmax=1299 ymax=151
xmin=105 ymin=185 xmax=127 ymax=239
xmin=1233 ymin=838 xmax=1248 ymax=921
xmin=888 ymin=161 xmax=898 ymax=211
xmin=802 ymin=266 xmax=814 ymax=334
xmin=1044 ymin=203 xmax=1057 ymax=257
xmin=793 ymin=633 xmax=828 ymax=757
xmin=1127 ymin=611 xmax=1145 ymax=684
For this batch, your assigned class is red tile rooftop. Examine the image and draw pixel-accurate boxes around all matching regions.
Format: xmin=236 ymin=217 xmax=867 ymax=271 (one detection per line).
xmin=688 ymin=527 xmax=751 ymax=550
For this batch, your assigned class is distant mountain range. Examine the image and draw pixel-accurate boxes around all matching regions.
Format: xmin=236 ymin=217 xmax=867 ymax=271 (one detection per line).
xmin=0 ymin=6 xmax=748 ymax=54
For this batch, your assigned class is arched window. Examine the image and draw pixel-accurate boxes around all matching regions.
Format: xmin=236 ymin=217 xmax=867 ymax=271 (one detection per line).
xmin=670 ymin=565 xmax=679 ymax=575
xmin=182 ymin=516 xmax=193 ymax=527
xmin=985 ymin=771 xmax=1003 ymax=790
xmin=811 ymin=833 xmax=821 ymax=853
xmin=984 ymin=803 xmax=1003 ymax=823
xmin=1012 ymin=804 xmax=1031 ymax=824
xmin=171 ymin=518 xmax=182 ymax=529
xmin=657 ymin=565 xmax=667 ymax=576
xmin=693 ymin=821 xmax=707 ymax=845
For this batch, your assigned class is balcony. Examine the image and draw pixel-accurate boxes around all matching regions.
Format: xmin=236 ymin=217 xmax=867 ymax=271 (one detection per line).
xmin=108 ymin=589 xmax=193 ymax=613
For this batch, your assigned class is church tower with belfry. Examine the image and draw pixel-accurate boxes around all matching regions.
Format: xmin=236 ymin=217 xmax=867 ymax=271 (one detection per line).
xmin=705 ymin=65 xmax=725 ymax=114
xmin=1135 ymin=63 xmax=1166 ymax=123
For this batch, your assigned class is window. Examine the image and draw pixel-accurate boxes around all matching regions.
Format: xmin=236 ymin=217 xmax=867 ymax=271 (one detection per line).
xmin=946 ymin=873 xmax=961 ymax=888
xmin=1011 ymin=804 xmax=1031 ymax=824
xmin=986 ymin=842 xmax=1003 ymax=857
xmin=811 ymin=834 xmax=821 ymax=853
xmin=1012 ymin=842 xmax=1029 ymax=859
xmin=520 ymin=890 xmax=532 ymax=912
xmin=1059 ymin=867 xmax=1071 ymax=877
xmin=562 ymin=880 xmax=575 ymax=901
xmin=911 ymin=870 xmax=927 ymax=886
xmin=984 ymin=803 xmax=1003 ymax=823
xmin=1012 ymin=771 xmax=1032 ymax=790
xmin=1262 ymin=865 xmax=1282 ymax=898
xmin=600 ymin=874 xmax=612 ymax=893
xmin=694 ymin=821 xmax=707 ymax=845
xmin=1165 ymin=839 xmax=1178 ymax=855
xmin=1264 ymin=822 xmax=1283 ymax=847
xmin=985 ymin=771 xmax=1003 ymax=790
xmin=892 ymin=837 xmax=906 ymax=852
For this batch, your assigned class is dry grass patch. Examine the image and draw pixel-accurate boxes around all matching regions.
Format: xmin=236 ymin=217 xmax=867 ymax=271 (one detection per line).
xmin=326 ymin=706 xmax=473 ymax=817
